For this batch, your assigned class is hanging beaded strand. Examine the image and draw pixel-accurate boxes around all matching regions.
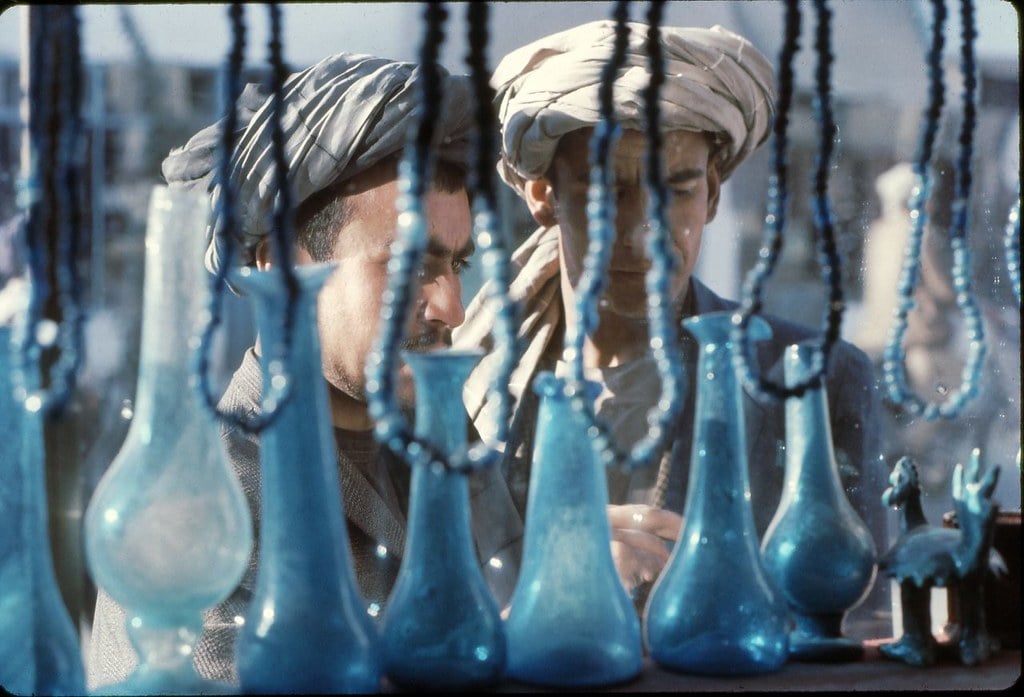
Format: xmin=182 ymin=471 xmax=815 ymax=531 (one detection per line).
xmin=557 ymin=0 xmax=631 ymax=472
xmin=731 ymin=0 xmax=845 ymax=403
xmin=13 ymin=6 xmax=86 ymax=416
xmin=366 ymin=0 xmax=455 ymax=471
xmin=882 ymin=0 xmax=987 ymax=420
xmin=367 ymin=1 xmax=515 ymax=473
xmin=1004 ymin=183 xmax=1020 ymax=305
xmin=191 ymin=3 xmax=298 ymax=433
xmin=464 ymin=0 xmax=517 ymax=461
xmin=627 ymin=0 xmax=685 ymax=470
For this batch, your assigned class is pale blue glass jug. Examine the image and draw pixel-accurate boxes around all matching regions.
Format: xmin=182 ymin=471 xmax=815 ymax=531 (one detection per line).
xmin=379 ymin=349 xmax=506 ymax=691
xmin=231 ymin=263 xmax=382 ymax=695
xmin=761 ymin=342 xmax=877 ymax=661
xmin=644 ymin=311 xmax=788 ymax=675
xmin=504 ymin=372 xmax=642 ymax=688
xmin=1 ymin=324 xmax=86 ymax=696
xmin=83 ymin=186 xmax=252 ymax=695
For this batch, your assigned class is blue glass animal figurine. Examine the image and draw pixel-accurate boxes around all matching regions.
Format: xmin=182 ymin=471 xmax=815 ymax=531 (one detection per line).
xmin=879 ymin=450 xmax=1003 ymax=666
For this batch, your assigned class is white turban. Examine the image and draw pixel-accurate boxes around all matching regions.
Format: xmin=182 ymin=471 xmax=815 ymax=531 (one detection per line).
xmin=161 ymin=52 xmax=473 ymax=275
xmin=493 ymin=20 xmax=776 ymax=194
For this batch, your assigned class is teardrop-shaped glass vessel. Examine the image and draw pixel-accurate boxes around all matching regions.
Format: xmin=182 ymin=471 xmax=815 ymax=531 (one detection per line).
xmin=230 ymin=263 xmax=382 ymax=695
xmin=1 ymin=322 xmax=86 ymax=696
xmin=643 ymin=311 xmax=788 ymax=676
xmin=379 ymin=349 xmax=506 ymax=691
xmin=761 ymin=342 xmax=877 ymax=661
xmin=504 ymin=371 xmax=642 ymax=688
xmin=83 ymin=185 xmax=253 ymax=695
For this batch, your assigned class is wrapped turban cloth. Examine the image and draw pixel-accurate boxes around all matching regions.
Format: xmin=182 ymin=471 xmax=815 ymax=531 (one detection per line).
xmin=161 ymin=52 xmax=474 ymax=275
xmin=492 ymin=20 xmax=776 ymax=195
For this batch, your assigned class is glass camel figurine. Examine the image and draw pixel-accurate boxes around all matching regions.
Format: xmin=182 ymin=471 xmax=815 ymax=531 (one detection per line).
xmin=878 ymin=450 xmax=1004 ymax=667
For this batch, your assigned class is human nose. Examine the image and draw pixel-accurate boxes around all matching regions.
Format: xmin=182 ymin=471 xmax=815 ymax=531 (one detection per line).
xmin=615 ymin=192 xmax=649 ymax=250
xmin=421 ymin=273 xmax=465 ymax=329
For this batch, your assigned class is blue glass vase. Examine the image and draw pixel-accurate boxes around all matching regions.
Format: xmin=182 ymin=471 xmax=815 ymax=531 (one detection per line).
xmin=761 ymin=342 xmax=877 ymax=661
xmin=231 ymin=263 xmax=381 ymax=695
xmin=379 ymin=349 xmax=506 ymax=691
xmin=643 ymin=311 xmax=788 ymax=675
xmin=1 ymin=325 xmax=86 ymax=696
xmin=83 ymin=186 xmax=252 ymax=695
xmin=504 ymin=372 xmax=642 ymax=688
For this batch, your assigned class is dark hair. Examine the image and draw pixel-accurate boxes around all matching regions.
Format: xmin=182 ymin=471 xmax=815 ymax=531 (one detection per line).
xmin=295 ymin=152 xmax=467 ymax=262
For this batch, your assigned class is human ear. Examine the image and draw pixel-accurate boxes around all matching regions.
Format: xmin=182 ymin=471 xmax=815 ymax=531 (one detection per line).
xmin=704 ymin=158 xmax=722 ymax=223
xmin=523 ymin=177 xmax=558 ymax=228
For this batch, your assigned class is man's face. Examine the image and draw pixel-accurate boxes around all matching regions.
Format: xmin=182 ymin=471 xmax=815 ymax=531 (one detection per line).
xmin=538 ymin=128 xmax=720 ymax=319
xmin=298 ymin=178 xmax=473 ymax=413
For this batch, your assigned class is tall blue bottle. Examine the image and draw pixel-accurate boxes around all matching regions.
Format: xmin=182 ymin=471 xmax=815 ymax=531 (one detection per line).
xmin=761 ymin=342 xmax=877 ymax=661
xmin=644 ymin=311 xmax=788 ymax=675
xmin=84 ymin=186 xmax=253 ymax=695
xmin=231 ymin=265 xmax=381 ymax=694
xmin=504 ymin=372 xmax=642 ymax=688
xmin=379 ymin=349 xmax=506 ymax=691
xmin=0 ymin=325 xmax=86 ymax=695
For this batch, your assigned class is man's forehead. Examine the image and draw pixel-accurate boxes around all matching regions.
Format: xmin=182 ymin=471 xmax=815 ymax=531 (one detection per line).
xmin=552 ymin=128 xmax=711 ymax=178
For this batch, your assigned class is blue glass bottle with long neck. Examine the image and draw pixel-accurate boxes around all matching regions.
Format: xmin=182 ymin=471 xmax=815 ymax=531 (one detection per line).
xmin=231 ymin=264 xmax=381 ymax=695
xmin=761 ymin=342 xmax=877 ymax=661
xmin=644 ymin=311 xmax=788 ymax=676
xmin=1 ymin=325 xmax=86 ymax=696
xmin=504 ymin=372 xmax=642 ymax=688
xmin=379 ymin=349 xmax=506 ymax=691
xmin=84 ymin=186 xmax=252 ymax=695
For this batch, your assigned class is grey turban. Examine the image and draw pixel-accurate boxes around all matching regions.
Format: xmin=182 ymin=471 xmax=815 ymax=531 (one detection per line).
xmin=161 ymin=52 xmax=473 ymax=274
xmin=492 ymin=20 xmax=776 ymax=195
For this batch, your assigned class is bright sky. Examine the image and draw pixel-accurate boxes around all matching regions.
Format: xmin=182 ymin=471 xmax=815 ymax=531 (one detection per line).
xmin=0 ymin=1 xmax=1018 ymax=68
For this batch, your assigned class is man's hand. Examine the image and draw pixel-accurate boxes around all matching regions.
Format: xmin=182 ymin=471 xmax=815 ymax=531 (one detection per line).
xmin=607 ymin=503 xmax=682 ymax=606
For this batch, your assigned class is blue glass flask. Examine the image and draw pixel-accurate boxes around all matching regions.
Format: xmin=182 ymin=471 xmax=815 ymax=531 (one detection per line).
xmin=504 ymin=372 xmax=642 ymax=688
xmin=83 ymin=186 xmax=252 ymax=694
xmin=644 ymin=311 xmax=788 ymax=675
xmin=231 ymin=264 xmax=381 ymax=695
xmin=1 ymin=324 xmax=86 ymax=696
xmin=761 ymin=342 xmax=876 ymax=661
xmin=379 ymin=349 xmax=506 ymax=691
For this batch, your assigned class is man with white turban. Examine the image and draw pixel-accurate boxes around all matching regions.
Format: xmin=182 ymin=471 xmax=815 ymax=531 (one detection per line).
xmin=88 ymin=52 xmax=523 ymax=687
xmin=454 ymin=20 xmax=888 ymax=627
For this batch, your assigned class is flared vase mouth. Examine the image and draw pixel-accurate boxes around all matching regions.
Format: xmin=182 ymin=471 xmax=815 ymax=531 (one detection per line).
xmin=533 ymin=370 xmax=603 ymax=402
xmin=683 ymin=310 xmax=772 ymax=347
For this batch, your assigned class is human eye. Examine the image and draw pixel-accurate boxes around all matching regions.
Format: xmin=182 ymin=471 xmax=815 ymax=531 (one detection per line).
xmin=452 ymin=256 xmax=472 ymax=276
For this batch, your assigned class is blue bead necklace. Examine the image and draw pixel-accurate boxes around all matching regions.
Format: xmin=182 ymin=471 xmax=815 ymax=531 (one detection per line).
xmin=366 ymin=0 xmax=514 ymax=472
xmin=560 ymin=0 xmax=685 ymax=473
xmin=732 ymin=0 xmax=844 ymax=403
xmin=881 ymin=0 xmax=987 ymax=420
xmin=1004 ymin=183 xmax=1021 ymax=306
xmin=13 ymin=6 xmax=86 ymax=417
xmin=192 ymin=3 xmax=299 ymax=433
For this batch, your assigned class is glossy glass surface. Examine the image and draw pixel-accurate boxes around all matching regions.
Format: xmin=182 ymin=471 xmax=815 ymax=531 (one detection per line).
xmin=379 ymin=349 xmax=506 ymax=690
xmin=230 ymin=263 xmax=381 ymax=695
xmin=504 ymin=371 xmax=642 ymax=688
xmin=83 ymin=186 xmax=252 ymax=695
xmin=761 ymin=342 xmax=877 ymax=661
xmin=1 ymin=326 xmax=86 ymax=696
xmin=644 ymin=311 xmax=788 ymax=676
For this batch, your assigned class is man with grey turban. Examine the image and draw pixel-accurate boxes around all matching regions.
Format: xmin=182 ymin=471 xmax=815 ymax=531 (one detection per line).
xmin=454 ymin=20 xmax=888 ymax=631
xmin=88 ymin=52 xmax=523 ymax=688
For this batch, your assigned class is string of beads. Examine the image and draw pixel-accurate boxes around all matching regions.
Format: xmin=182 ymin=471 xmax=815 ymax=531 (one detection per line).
xmin=882 ymin=0 xmax=987 ymax=420
xmin=1005 ymin=183 xmax=1021 ymax=305
xmin=560 ymin=0 xmax=631 ymax=472
xmin=367 ymin=0 xmax=512 ymax=473
xmin=731 ymin=0 xmax=844 ymax=403
xmin=193 ymin=3 xmax=298 ymax=433
xmin=14 ymin=6 xmax=85 ymax=416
